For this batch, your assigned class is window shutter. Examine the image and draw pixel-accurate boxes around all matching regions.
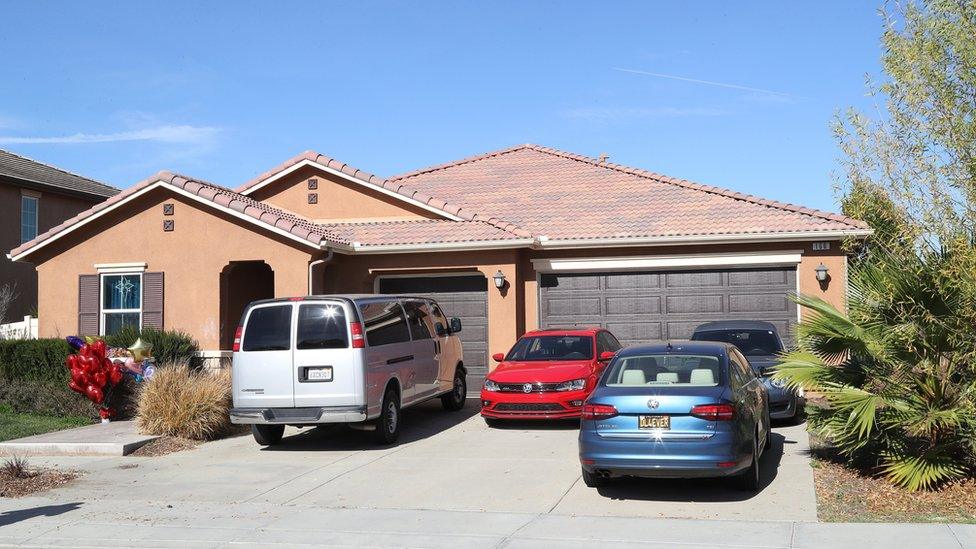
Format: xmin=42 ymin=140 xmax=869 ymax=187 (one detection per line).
xmin=142 ymin=272 xmax=164 ymax=330
xmin=78 ymin=275 xmax=99 ymax=336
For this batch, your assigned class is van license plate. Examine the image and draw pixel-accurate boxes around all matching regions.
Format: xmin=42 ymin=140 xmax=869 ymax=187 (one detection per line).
xmin=638 ymin=415 xmax=670 ymax=430
xmin=306 ymin=367 xmax=333 ymax=382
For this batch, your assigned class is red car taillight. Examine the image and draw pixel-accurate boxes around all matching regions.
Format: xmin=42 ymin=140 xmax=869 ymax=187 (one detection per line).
xmin=581 ymin=403 xmax=618 ymax=420
xmin=350 ymin=322 xmax=365 ymax=349
xmin=232 ymin=326 xmax=243 ymax=352
xmin=690 ymin=403 xmax=735 ymax=421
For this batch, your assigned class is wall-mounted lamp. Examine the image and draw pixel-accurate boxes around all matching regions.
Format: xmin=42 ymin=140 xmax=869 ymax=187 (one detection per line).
xmin=815 ymin=263 xmax=829 ymax=283
xmin=493 ymin=270 xmax=507 ymax=289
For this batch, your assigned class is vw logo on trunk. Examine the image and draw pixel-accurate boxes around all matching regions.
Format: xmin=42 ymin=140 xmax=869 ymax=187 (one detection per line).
xmin=647 ymin=399 xmax=660 ymax=409
xmin=522 ymin=383 xmax=534 ymax=393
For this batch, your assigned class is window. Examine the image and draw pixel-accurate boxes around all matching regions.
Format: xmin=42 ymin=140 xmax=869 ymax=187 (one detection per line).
xmin=21 ymin=196 xmax=38 ymax=244
xmin=597 ymin=332 xmax=622 ymax=354
xmin=603 ymin=354 xmax=722 ymax=387
xmin=692 ymin=329 xmax=782 ymax=356
xmin=402 ymin=300 xmax=433 ymax=341
xmin=242 ymin=305 xmax=292 ymax=351
xmin=297 ymin=303 xmax=348 ymax=349
xmin=358 ymin=300 xmax=411 ymax=346
xmin=100 ymin=274 xmax=141 ymax=335
xmin=428 ymin=301 xmax=449 ymax=336
xmin=506 ymin=335 xmax=594 ymax=361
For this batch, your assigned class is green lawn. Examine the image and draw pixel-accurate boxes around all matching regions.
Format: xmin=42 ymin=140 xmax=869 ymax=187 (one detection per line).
xmin=0 ymin=409 xmax=91 ymax=442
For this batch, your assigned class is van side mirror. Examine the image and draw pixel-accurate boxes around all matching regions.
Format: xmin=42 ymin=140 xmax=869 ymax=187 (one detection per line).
xmin=434 ymin=322 xmax=447 ymax=337
xmin=449 ymin=317 xmax=462 ymax=333
xmin=598 ymin=351 xmax=616 ymax=362
xmin=492 ymin=353 xmax=505 ymax=362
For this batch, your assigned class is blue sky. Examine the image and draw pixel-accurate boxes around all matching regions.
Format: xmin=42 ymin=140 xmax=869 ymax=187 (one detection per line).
xmin=0 ymin=2 xmax=884 ymax=212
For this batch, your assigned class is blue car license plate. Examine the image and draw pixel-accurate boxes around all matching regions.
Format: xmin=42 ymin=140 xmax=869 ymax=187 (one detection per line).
xmin=638 ymin=415 xmax=671 ymax=430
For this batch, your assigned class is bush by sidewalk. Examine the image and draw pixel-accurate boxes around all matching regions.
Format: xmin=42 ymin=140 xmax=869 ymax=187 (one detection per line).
xmin=136 ymin=364 xmax=236 ymax=440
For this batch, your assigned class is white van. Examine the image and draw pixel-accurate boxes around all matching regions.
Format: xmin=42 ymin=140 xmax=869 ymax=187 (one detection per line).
xmin=230 ymin=295 xmax=467 ymax=445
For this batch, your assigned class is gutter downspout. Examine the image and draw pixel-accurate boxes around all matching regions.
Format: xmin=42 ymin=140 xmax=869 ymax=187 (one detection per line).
xmin=308 ymin=249 xmax=335 ymax=295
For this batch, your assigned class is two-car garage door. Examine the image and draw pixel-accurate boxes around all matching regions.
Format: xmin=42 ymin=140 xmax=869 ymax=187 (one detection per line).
xmin=539 ymin=268 xmax=798 ymax=346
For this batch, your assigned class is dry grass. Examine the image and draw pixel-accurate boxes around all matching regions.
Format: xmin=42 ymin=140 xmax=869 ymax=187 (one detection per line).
xmin=0 ymin=456 xmax=78 ymax=498
xmin=136 ymin=365 xmax=235 ymax=440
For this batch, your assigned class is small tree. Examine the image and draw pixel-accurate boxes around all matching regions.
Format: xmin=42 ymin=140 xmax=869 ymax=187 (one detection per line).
xmin=0 ymin=283 xmax=19 ymax=325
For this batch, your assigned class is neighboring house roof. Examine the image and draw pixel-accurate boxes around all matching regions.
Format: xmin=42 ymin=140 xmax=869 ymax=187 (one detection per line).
xmin=0 ymin=148 xmax=118 ymax=198
xmin=390 ymin=144 xmax=870 ymax=244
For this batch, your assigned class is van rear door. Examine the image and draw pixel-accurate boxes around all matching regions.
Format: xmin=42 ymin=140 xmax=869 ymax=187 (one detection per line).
xmin=293 ymin=300 xmax=365 ymax=408
xmin=234 ymin=303 xmax=295 ymax=408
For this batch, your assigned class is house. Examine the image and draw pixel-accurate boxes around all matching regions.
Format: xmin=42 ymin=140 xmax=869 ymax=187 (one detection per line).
xmin=8 ymin=144 xmax=869 ymax=389
xmin=0 ymin=149 xmax=118 ymax=322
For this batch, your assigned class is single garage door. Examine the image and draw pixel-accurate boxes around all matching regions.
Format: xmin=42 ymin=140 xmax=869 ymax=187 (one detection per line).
xmin=378 ymin=275 xmax=488 ymax=397
xmin=539 ymin=268 xmax=797 ymax=346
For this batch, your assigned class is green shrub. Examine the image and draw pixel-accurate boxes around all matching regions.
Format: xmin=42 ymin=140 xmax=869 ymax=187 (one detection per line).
xmin=104 ymin=326 xmax=199 ymax=366
xmin=0 ymin=379 xmax=97 ymax=419
xmin=0 ymin=339 xmax=70 ymax=383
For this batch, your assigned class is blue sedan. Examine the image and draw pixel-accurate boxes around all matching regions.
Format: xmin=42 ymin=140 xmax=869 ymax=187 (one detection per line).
xmin=578 ymin=341 xmax=770 ymax=491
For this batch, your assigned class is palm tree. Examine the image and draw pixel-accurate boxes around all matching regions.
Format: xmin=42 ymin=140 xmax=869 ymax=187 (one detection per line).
xmin=775 ymin=245 xmax=976 ymax=491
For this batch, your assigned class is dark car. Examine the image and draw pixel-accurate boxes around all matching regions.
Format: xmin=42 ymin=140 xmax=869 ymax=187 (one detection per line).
xmin=578 ymin=341 xmax=771 ymax=491
xmin=691 ymin=320 xmax=805 ymax=421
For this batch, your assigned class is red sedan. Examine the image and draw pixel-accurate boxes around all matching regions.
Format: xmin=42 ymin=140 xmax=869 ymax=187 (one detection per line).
xmin=480 ymin=328 xmax=622 ymax=423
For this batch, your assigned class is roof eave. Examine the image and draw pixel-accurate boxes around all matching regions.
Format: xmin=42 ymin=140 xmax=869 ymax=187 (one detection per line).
xmin=533 ymin=229 xmax=873 ymax=250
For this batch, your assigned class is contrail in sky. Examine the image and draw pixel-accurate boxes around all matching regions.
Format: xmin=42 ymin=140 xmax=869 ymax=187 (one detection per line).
xmin=614 ymin=67 xmax=797 ymax=98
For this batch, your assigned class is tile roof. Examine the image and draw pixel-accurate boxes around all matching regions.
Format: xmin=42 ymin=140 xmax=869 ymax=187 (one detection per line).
xmin=390 ymin=144 xmax=869 ymax=241
xmin=320 ymin=219 xmax=526 ymax=248
xmin=236 ymin=150 xmax=532 ymax=237
xmin=9 ymin=171 xmax=347 ymax=259
xmin=0 ymin=148 xmax=119 ymax=198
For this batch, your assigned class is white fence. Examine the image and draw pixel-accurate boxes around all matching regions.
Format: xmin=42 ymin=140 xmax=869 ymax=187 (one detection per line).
xmin=0 ymin=315 xmax=38 ymax=340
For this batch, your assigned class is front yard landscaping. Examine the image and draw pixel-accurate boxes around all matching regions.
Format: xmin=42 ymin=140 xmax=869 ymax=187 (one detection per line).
xmin=0 ymin=405 xmax=89 ymax=442
xmin=810 ymin=431 xmax=976 ymax=523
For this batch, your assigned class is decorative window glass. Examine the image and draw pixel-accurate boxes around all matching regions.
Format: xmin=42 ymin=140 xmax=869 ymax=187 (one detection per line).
xmin=21 ymin=196 xmax=38 ymax=244
xmin=101 ymin=274 xmax=141 ymax=335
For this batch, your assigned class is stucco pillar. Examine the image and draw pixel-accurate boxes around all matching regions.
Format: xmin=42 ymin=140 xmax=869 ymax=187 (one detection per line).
xmin=478 ymin=263 xmax=519 ymax=364
xmin=798 ymin=246 xmax=848 ymax=318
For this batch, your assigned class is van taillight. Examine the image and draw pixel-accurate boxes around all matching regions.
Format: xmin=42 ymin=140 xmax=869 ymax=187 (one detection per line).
xmin=232 ymin=326 xmax=243 ymax=352
xmin=350 ymin=322 xmax=365 ymax=348
xmin=581 ymin=403 xmax=618 ymax=420
xmin=690 ymin=403 xmax=735 ymax=421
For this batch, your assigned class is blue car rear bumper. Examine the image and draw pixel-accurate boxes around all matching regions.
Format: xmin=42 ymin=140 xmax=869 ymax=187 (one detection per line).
xmin=578 ymin=429 xmax=751 ymax=479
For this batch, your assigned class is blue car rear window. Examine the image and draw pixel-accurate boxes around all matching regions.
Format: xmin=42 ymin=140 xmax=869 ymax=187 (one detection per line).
xmin=603 ymin=354 xmax=722 ymax=387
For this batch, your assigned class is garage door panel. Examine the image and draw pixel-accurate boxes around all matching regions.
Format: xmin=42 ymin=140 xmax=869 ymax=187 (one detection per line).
xmin=605 ymin=273 xmax=661 ymax=289
xmin=540 ymin=267 xmax=797 ymax=347
xmin=606 ymin=322 xmax=663 ymax=343
xmin=545 ymin=296 xmax=602 ymax=316
xmin=730 ymin=294 xmax=790 ymax=313
xmin=666 ymin=271 xmax=723 ymax=288
xmin=606 ymin=296 xmax=661 ymax=315
xmin=729 ymin=270 xmax=789 ymax=286
xmin=666 ymin=295 xmax=724 ymax=314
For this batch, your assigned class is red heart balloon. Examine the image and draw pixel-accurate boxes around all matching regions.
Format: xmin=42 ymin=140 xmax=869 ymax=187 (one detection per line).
xmin=93 ymin=371 xmax=107 ymax=387
xmin=109 ymin=366 xmax=123 ymax=384
xmin=85 ymin=384 xmax=104 ymax=404
xmin=68 ymin=380 xmax=86 ymax=394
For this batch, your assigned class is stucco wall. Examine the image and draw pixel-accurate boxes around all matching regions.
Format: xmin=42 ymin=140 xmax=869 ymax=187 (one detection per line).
xmin=0 ymin=181 xmax=106 ymax=321
xmin=248 ymin=165 xmax=438 ymax=222
xmin=31 ymin=187 xmax=316 ymax=349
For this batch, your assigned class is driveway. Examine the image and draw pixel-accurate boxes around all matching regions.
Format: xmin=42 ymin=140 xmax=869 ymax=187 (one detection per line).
xmin=9 ymin=400 xmax=817 ymax=522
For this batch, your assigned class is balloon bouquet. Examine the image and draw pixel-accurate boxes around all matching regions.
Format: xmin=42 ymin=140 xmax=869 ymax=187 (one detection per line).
xmin=65 ymin=335 xmax=156 ymax=423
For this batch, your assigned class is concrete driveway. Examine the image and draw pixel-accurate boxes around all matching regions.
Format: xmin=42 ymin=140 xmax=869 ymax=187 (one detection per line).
xmin=13 ymin=400 xmax=817 ymax=522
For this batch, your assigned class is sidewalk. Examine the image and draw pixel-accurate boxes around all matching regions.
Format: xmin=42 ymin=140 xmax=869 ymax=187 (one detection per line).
xmin=0 ymin=496 xmax=973 ymax=548
xmin=0 ymin=421 xmax=157 ymax=457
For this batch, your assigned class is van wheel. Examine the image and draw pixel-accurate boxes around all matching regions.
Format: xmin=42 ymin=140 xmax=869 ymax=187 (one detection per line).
xmin=582 ymin=467 xmax=607 ymax=488
xmin=374 ymin=388 xmax=401 ymax=445
xmin=251 ymin=424 xmax=284 ymax=446
xmin=441 ymin=369 xmax=466 ymax=411
xmin=734 ymin=432 xmax=762 ymax=492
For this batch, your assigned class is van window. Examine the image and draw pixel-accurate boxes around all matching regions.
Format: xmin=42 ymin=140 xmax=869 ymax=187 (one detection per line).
xmin=242 ymin=305 xmax=292 ymax=352
xmin=402 ymin=300 xmax=433 ymax=340
xmin=297 ymin=303 xmax=348 ymax=349
xmin=359 ymin=300 xmax=411 ymax=346
xmin=429 ymin=301 xmax=449 ymax=335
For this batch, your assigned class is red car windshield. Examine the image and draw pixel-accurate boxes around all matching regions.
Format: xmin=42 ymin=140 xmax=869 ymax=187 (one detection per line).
xmin=505 ymin=335 xmax=593 ymax=361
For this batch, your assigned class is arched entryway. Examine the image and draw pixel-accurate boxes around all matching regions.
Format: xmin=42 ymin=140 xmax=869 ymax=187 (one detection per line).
xmin=219 ymin=261 xmax=274 ymax=350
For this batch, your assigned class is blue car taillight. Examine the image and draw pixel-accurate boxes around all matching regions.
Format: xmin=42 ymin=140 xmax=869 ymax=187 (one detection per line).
xmin=581 ymin=403 xmax=618 ymax=420
xmin=690 ymin=403 xmax=735 ymax=421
